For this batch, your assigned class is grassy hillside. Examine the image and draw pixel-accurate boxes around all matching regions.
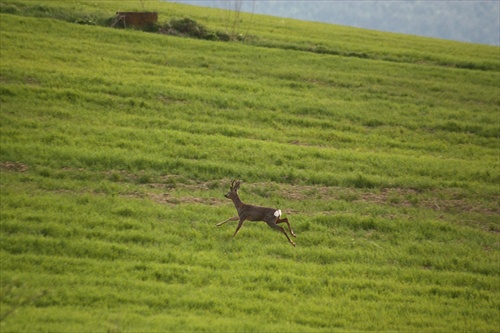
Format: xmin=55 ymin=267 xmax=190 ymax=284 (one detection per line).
xmin=1 ymin=0 xmax=499 ymax=331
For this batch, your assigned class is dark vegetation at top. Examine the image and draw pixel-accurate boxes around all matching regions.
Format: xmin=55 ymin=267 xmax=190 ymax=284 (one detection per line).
xmin=0 ymin=1 xmax=498 ymax=71
xmin=159 ymin=17 xmax=232 ymax=41
xmin=0 ymin=2 xmax=233 ymax=40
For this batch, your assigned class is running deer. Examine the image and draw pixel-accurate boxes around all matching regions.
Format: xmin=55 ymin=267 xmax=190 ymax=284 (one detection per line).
xmin=217 ymin=180 xmax=296 ymax=246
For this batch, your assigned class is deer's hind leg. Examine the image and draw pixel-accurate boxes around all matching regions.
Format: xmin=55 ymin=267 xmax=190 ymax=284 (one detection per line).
xmin=267 ymin=221 xmax=296 ymax=247
xmin=216 ymin=216 xmax=239 ymax=226
xmin=276 ymin=217 xmax=296 ymax=237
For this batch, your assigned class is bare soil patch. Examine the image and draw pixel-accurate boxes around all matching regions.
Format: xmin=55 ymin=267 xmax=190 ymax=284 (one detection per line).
xmin=0 ymin=161 xmax=29 ymax=172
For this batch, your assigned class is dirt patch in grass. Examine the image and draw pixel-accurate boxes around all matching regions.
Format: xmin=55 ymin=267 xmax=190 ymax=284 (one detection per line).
xmin=147 ymin=180 xmax=499 ymax=218
xmin=0 ymin=161 xmax=29 ymax=172
xmin=278 ymin=183 xmax=499 ymax=216
xmin=5 ymin=163 xmax=496 ymax=220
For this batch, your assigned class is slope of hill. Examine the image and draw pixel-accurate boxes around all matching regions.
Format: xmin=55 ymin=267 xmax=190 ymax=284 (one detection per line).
xmin=1 ymin=1 xmax=499 ymax=331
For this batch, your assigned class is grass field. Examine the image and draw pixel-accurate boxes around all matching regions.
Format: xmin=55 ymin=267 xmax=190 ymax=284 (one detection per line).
xmin=1 ymin=0 xmax=499 ymax=331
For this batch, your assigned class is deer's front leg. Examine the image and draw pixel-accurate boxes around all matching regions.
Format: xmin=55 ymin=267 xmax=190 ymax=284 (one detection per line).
xmin=232 ymin=218 xmax=246 ymax=238
xmin=216 ymin=216 xmax=239 ymax=226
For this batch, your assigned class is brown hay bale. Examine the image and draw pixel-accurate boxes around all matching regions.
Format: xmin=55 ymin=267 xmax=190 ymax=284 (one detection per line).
xmin=115 ymin=12 xmax=158 ymax=28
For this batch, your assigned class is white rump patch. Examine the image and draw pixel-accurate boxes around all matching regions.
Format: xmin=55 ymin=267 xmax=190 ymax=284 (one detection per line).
xmin=274 ymin=209 xmax=281 ymax=217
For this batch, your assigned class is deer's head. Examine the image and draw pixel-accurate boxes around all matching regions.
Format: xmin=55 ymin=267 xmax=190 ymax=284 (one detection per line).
xmin=225 ymin=180 xmax=240 ymax=199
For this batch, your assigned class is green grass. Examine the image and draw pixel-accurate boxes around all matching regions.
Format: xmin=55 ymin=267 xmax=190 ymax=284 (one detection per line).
xmin=1 ymin=0 xmax=499 ymax=331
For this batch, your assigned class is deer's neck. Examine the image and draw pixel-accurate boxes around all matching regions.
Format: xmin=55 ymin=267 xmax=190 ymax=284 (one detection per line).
xmin=231 ymin=195 xmax=246 ymax=213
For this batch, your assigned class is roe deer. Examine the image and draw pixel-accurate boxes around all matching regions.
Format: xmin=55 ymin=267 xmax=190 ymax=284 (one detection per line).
xmin=217 ymin=180 xmax=296 ymax=247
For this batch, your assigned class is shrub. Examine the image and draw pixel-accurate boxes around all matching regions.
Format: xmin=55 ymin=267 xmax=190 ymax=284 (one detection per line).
xmin=216 ymin=31 xmax=231 ymax=42
xmin=163 ymin=18 xmax=208 ymax=39
xmin=75 ymin=16 xmax=96 ymax=26
xmin=159 ymin=18 xmax=230 ymax=42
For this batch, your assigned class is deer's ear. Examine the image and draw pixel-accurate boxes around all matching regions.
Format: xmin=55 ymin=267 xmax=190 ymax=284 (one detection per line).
xmin=234 ymin=181 xmax=241 ymax=190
